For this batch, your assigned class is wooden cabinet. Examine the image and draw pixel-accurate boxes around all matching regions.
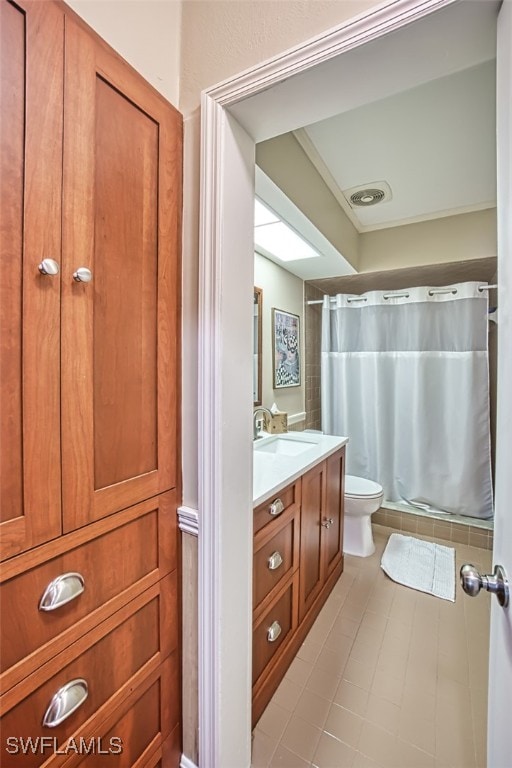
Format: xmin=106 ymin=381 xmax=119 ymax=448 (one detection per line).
xmin=253 ymin=508 xmax=300 ymax=613
xmin=299 ymin=449 xmax=345 ymax=620
xmin=253 ymin=576 xmax=299 ymax=686
xmin=299 ymin=463 xmax=326 ymax=621
xmin=0 ymin=0 xmax=63 ymax=560
xmin=1 ymin=493 xmax=177 ymax=692
xmin=0 ymin=2 xmax=182 ymax=764
xmin=323 ymin=450 xmax=345 ymax=579
xmin=252 ymin=447 xmax=345 ymax=725
xmin=1 ymin=575 xmax=177 ymax=765
xmin=0 ymin=1 xmax=181 ymax=559
xmin=253 ymin=481 xmax=301 ymax=536
xmin=61 ymin=16 xmax=180 ymax=531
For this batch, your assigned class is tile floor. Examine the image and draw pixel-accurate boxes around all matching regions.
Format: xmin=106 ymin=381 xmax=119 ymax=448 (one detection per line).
xmin=252 ymin=524 xmax=492 ymax=768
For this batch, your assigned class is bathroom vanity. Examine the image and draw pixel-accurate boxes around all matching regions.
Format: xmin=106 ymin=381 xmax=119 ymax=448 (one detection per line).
xmin=252 ymin=433 xmax=347 ymax=724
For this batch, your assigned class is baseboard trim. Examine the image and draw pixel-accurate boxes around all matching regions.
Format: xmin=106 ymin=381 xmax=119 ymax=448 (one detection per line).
xmin=180 ymin=754 xmax=199 ymax=768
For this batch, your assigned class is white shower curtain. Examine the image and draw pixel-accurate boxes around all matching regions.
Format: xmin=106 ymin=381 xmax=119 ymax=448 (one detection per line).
xmin=321 ymin=282 xmax=494 ymax=519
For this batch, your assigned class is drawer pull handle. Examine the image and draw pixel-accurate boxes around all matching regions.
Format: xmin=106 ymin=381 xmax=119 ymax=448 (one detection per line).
xmin=267 ymin=621 xmax=282 ymax=643
xmin=42 ymin=679 xmax=88 ymax=728
xmin=269 ymin=498 xmax=284 ymax=517
xmin=39 ymin=573 xmax=85 ymax=612
xmin=267 ymin=551 xmax=283 ymax=571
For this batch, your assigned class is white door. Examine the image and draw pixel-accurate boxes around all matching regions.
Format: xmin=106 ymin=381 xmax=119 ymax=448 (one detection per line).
xmin=485 ymin=1 xmax=512 ymax=765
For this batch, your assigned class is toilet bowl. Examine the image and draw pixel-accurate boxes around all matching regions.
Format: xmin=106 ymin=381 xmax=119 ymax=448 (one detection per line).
xmin=344 ymin=475 xmax=384 ymax=557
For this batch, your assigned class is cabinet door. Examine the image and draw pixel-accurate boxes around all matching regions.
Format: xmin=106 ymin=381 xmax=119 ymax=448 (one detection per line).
xmin=61 ymin=18 xmax=182 ymax=531
xmin=323 ymin=448 xmax=345 ymax=579
xmin=0 ymin=0 xmax=63 ymax=560
xmin=299 ymin=462 xmax=326 ymax=621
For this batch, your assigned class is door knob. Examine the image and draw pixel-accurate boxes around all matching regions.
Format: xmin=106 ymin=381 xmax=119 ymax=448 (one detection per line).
xmin=460 ymin=564 xmax=509 ymax=607
xmin=38 ymin=258 xmax=60 ymax=276
xmin=73 ymin=267 xmax=93 ymax=283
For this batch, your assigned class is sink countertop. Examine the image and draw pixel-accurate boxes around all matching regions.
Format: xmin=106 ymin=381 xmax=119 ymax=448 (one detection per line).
xmin=253 ymin=432 xmax=348 ymax=507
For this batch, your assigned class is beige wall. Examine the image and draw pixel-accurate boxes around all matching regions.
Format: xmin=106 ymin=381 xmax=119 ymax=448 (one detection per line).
xmin=178 ymin=9 xmax=383 ymax=760
xmin=179 ymin=0 xmax=378 ymax=507
xmin=359 ymin=208 xmax=497 ymax=272
xmin=254 ymin=253 xmax=305 ymax=420
xmin=256 ymin=134 xmax=360 ymax=270
xmin=66 ymin=0 xmax=181 ymax=107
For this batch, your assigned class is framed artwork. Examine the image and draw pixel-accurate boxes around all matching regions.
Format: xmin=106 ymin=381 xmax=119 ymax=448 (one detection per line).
xmin=272 ymin=308 xmax=300 ymax=389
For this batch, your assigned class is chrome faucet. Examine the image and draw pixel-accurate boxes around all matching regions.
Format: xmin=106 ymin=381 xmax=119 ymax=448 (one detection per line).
xmin=253 ymin=407 xmax=272 ymax=440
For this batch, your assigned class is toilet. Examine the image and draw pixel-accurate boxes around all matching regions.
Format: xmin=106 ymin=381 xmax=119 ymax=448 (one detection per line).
xmin=344 ymin=475 xmax=384 ymax=557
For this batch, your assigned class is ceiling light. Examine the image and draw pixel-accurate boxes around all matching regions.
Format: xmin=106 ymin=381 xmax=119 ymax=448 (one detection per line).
xmin=254 ymin=221 xmax=320 ymax=262
xmin=254 ymin=199 xmax=279 ymax=226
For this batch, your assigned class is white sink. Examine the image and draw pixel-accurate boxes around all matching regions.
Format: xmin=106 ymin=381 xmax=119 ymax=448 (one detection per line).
xmin=254 ymin=435 xmax=315 ymax=457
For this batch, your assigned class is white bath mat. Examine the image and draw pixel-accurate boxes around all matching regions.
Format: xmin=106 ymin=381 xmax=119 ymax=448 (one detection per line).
xmin=381 ymin=533 xmax=455 ymax=601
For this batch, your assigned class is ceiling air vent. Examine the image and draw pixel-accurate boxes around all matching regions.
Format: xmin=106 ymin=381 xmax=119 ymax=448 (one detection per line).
xmin=343 ymin=181 xmax=392 ymax=208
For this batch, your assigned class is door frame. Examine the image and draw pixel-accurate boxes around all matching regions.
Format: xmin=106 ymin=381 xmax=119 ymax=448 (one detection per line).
xmin=197 ymin=1 xmax=478 ymax=765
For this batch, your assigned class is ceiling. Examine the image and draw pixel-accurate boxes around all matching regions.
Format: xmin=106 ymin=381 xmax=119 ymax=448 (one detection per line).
xmin=250 ymin=0 xmax=498 ymax=279
xmin=298 ymin=60 xmax=496 ymax=232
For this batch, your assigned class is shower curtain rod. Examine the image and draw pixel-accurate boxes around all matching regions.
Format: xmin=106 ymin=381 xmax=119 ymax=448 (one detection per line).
xmin=306 ymin=284 xmax=498 ymax=305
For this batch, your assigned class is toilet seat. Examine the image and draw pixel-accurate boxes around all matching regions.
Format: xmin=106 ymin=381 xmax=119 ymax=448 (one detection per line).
xmin=345 ymin=475 xmax=383 ymax=499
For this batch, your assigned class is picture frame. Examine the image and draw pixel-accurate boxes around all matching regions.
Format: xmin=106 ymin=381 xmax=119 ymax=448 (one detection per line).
xmin=272 ymin=308 xmax=301 ymax=389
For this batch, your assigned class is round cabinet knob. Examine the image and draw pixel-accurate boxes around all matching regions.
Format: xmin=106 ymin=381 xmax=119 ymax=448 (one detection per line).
xmin=38 ymin=259 xmax=60 ymax=276
xmin=73 ymin=267 xmax=93 ymax=283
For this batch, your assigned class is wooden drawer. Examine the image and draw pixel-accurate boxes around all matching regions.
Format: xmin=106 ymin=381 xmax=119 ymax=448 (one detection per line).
xmin=58 ymin=654 xmax=180 ymax=768
xmin=0 ymin=574 xmax=178 ymax=766
xmin=1 ymin=653 xmax=180 ymax=768
xmin=252 ymin=574 xmax=298 ymax=686
xmin=253 ymin=480 xmax=301 ymax=536
xmin=253 ymin=508 xmax=299 ymax=615
xmin=0 ymin=492 xmax=177 ymax=693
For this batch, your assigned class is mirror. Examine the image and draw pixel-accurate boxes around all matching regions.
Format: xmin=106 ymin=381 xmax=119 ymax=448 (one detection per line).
xmin=253 ymin=287 xmax=262 ymax=406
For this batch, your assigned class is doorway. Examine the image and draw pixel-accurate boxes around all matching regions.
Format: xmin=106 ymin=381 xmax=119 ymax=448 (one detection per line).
xmin=197 ymin=1 xmax=509 ymax=766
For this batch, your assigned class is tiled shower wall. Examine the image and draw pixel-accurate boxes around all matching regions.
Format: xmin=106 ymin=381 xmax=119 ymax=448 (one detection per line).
xmin=304 ymin=283 xmax=325 ymax=430
xmin=374 ymin=508 xmax=494 ymax=550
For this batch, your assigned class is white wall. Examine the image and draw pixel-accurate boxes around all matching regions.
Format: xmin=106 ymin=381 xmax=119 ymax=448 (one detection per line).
xmin=66 ymin=0 xmax=181 ymax=107
xmin=254 ymin=253 xmax=305 ymax=420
